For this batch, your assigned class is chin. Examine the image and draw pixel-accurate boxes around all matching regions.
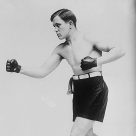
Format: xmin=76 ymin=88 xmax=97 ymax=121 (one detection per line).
xmin=58 ymin=37 xmax=65 ymax=40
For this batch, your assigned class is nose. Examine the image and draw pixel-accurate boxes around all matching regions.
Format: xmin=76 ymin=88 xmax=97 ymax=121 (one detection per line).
xmin=54 ymin=27 xmax=58 ymax=32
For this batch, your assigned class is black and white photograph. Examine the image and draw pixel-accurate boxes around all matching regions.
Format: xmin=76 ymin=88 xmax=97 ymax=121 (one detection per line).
xmin=0 ymin=0 xmax=136 ymax=136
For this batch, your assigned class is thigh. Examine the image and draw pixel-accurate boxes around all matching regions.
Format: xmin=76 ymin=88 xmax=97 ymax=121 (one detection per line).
xmin=70 ymin=117 xmax=95 ymax=136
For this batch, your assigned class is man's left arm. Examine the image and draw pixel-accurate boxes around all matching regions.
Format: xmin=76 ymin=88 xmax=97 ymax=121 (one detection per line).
xmin=95 ymin=43 xmax=126 ymax=66
xmin=80 ymin=42 xmax=125 ymax=71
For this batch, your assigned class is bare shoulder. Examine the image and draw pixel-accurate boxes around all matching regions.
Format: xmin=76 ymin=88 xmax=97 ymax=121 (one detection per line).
xmin=53 ymin=42 xmax=67 ymax=52
xmin=82 ymin=33 xmax=96 ymax=46
xmin=52 ymin=42 xmax=67 ymax=59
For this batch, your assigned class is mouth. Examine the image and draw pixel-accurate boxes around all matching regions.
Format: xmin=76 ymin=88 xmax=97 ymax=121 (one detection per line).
xmin=57 ymin=33 xmax=61 ymax=37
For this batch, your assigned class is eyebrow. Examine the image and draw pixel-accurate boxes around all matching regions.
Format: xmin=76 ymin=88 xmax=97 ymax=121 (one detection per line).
xmin=53 ymin=23 xmax=61 ymax=27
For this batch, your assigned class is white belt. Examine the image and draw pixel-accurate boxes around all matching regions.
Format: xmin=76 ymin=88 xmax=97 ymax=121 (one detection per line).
xmin=73 ymin=72 xmax=102 ymax=80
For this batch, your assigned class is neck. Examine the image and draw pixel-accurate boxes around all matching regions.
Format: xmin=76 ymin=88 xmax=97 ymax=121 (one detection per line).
xmin=66 ymin=28 xmax=80 ymax=44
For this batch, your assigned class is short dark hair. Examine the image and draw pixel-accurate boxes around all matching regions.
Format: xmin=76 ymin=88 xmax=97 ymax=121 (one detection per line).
xmin=50 ymin=9 xmax=77 ymax=27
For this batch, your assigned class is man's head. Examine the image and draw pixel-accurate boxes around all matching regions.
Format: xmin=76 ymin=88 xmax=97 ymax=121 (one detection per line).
xmin=50 ymin=9 xmax=77 ymax=40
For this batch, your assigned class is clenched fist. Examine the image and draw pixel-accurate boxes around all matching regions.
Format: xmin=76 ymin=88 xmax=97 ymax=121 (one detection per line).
xmin=80 ymin=56 xmax=97 ymax=71
xmin=6 ymin=59 xmax=21 ymax=73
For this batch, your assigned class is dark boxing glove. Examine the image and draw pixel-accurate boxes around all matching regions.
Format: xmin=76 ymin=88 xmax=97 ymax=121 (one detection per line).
xmin=6 ymin=59 xmax=21 ymax=73
xmin=81 ymin=56 xmax=97 ymax=71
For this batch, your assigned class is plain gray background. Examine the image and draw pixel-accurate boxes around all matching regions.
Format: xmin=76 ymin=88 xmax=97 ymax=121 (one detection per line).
xmin=0 ymin=0 xmax=135 ymax=136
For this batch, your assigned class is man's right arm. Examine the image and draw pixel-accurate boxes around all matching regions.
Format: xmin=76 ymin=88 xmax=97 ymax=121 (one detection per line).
xmin=20 ymin=53 xmax=62 ymax=78
xmin=6 ymin=46 xmax=63 ymax=78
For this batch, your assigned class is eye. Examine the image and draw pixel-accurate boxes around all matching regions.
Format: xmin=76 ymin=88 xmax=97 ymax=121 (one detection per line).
xmin=56 ymin=23 xmax=61 ymax=28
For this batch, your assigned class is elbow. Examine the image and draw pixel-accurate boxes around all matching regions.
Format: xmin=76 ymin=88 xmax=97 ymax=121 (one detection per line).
xmin=35 ymin=68 xmax=48 ymax=79
xmin=119 ymin=48 xmax=126 ymax=57
xmin=114 ymin=46 xmax=126 ymax=58
xmin=37 ymin=75 xmax=46 ymax=79
xmin=122 ymin=50 xmax=126 ymax=57
xmin=37 ymin=72 xmax=48 ymax=79
xmin=30 ymin=74 xmax=46 ymax=79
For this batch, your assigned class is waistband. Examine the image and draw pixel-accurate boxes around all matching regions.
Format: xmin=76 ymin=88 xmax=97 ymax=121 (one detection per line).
xmin=72 ymin=71 xmax=102 ymax=80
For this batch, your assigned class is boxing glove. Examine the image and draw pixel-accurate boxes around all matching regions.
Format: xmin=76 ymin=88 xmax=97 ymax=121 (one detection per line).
xmin=81 ymin=56 xmax=97 ymax=71
xmin=6 ymin=59 xmax=21 ymax=73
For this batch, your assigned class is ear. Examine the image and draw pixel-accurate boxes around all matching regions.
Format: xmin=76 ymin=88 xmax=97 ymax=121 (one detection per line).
xmin=69 ymin=20 xmax=74 ymax=26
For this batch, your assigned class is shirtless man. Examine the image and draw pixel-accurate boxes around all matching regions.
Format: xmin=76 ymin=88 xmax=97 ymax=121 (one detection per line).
xmin=6 ymin=9 xmax=125 ymax=136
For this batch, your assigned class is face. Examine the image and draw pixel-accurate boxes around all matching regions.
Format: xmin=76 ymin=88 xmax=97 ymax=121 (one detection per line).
xmin=52 ymin=16 xmax=71 ymax=40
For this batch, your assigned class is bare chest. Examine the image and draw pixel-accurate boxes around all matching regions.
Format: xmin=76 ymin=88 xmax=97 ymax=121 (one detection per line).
xmin=61 ymin=41 xmax=97 ymax=65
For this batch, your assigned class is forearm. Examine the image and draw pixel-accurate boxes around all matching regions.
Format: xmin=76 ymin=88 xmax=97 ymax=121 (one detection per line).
xmin=20 ymin=66 xmax=48 ymax=78
xmin=6 ymin=48 xmax=62 ymax=77
xmin=97 ymin=47 xmax=125 ymax=66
